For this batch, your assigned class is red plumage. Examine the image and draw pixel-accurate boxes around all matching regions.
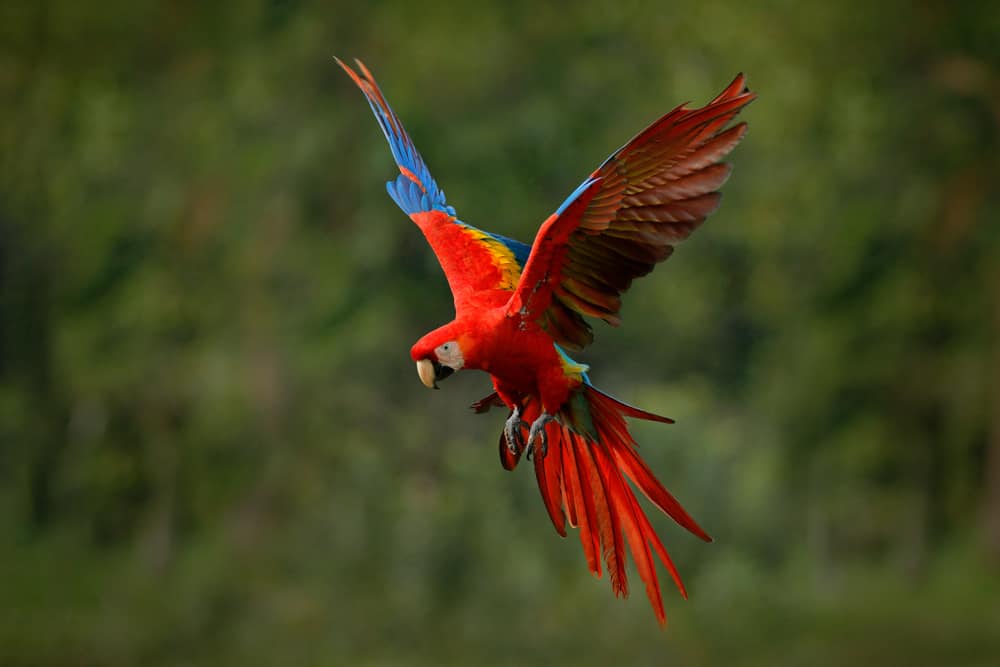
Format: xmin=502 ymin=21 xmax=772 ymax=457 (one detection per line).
xmin=338 ymin=57 xmax=754 ymax=626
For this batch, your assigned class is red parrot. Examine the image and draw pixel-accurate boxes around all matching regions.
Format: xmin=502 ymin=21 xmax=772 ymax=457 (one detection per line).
xmin=338 ymin=58 xmax=754 ymax=625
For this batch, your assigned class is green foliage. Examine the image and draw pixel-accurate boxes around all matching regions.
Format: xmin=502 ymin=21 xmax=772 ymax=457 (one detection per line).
xmin=1 ymin=0 xmax=998 ymax=665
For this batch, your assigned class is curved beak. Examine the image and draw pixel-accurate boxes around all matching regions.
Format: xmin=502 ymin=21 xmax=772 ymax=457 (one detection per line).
xmin=415 ymin=359 xmax=454 ymax=390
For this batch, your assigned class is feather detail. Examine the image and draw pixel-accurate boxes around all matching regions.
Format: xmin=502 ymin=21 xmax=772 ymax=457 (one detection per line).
xmin=611 ymin=443 xmax=711 ymax=542
xmin=534 ymin=419 xmax=567 ymax=537
xmin=595 ymin=442 xmax=665 ymax=624
xmin=622 ymin=163 xmax=732 ymax=206
xmin=568 ymin=432 xmax=603 ymax=576
xmin=580 ymin=438 xmax=627 ymax=597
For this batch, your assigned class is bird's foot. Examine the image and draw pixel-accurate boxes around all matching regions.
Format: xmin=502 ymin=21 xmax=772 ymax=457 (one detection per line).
xmin=504 ymin=408 xmax=527 ymax=455
xmin=525 ymin=412 xmax=554 ymax=460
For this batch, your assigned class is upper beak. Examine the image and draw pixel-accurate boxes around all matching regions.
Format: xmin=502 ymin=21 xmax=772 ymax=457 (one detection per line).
xmin=415 ymin=359 xmax=454 ymax=389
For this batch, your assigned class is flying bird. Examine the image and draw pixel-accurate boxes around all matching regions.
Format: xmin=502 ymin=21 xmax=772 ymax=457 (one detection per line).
xmin=337 ymin=58 xmax=753 ymax=625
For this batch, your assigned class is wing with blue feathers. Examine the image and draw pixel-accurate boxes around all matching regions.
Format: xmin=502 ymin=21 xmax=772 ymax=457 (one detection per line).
xmin=338 ymin=58 xmax=530 ymax=310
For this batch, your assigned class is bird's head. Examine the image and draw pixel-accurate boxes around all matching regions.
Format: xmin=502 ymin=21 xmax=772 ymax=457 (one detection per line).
xmin=410 ymin=327 xmax=467 ymax=390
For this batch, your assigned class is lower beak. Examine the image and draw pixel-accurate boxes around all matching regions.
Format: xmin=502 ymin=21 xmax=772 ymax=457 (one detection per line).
xmin=415 ymin=359 xmax=454 ymax=389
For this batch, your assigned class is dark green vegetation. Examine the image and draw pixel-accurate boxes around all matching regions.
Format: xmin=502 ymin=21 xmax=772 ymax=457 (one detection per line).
xmin=2 ymin=1 xmax=999 ymax=665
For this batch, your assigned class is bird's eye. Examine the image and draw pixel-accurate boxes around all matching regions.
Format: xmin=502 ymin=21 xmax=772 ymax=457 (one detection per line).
xmin=435 ymin=341 xmax=460 ymax=360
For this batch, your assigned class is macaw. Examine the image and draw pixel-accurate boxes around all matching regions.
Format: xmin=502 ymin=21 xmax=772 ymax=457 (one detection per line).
xmin=337 ymin=58 xmax=753 ymax=625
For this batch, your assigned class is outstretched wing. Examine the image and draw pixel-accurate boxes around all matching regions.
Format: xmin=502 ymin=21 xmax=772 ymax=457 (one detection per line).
xmin=338 ymin=58 xmax=531 ymax=310
xmin=509 ymin=74 xmax=756 ymax=350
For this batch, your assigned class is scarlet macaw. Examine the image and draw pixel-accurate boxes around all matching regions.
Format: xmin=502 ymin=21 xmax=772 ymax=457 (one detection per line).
xmin=338 ymin=58 xmax=754 ymax=625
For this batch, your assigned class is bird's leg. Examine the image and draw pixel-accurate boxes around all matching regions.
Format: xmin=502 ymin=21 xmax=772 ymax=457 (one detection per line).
xmin=504 ymin=406 xmax=527 ymax=455
xmin=525 ymin=412 xmax=554 ymax=460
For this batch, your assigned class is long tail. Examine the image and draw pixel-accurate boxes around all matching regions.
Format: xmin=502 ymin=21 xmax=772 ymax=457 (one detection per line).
xmin=494 ymin=386 xmax=710 ymax=626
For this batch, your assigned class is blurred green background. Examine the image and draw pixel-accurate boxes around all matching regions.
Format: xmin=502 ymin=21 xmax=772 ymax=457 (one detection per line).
xmin=2 ymin=0 xmax=999 ymax=665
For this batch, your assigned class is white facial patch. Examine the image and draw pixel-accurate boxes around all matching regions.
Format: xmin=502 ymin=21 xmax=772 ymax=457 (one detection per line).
xmin=435 ymin=341 xmax=464 ymax=370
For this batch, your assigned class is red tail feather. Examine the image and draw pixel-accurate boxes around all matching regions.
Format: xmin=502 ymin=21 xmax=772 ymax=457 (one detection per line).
xmin=563 ymin=432 xmax=601 ymax=575
xmin=499 ymin=385 xmax=706 ymax=626
xmin=534 ymin=426 xmax=567 ymax=537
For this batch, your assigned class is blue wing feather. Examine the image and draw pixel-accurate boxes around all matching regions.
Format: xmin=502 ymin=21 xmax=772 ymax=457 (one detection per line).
xmin=555 ymin=176 xmax=602 ymax=217
xmin=338 ymin=58 xmax=451 ymax=217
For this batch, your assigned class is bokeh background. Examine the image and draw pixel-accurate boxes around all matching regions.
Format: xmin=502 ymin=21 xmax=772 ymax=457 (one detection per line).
xmin=2 ymin=1 xmax=999 ymax=665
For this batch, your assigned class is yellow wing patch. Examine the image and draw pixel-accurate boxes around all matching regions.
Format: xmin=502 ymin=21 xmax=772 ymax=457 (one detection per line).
xmin=459 ymin=225 xmax=523 ymax=291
